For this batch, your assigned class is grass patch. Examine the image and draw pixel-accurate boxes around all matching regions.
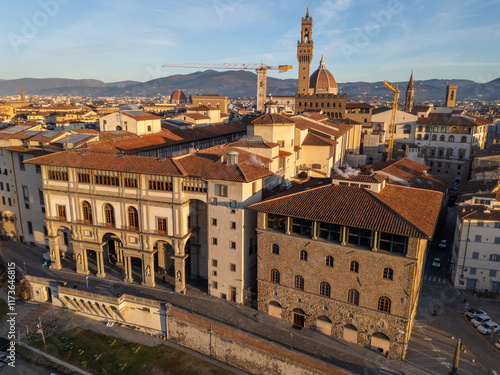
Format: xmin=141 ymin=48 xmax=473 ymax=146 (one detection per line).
xmin=31 ymin=327 xmax=233 ymax=375
xmin=0 ymin=298 xmax=8 ymax=321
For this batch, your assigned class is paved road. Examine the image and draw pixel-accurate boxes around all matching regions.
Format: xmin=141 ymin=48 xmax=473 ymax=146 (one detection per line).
xmin=405 ymin=207 xmax=500 ymax=375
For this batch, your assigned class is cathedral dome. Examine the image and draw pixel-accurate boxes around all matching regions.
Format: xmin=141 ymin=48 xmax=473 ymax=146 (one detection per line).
xmin=309 ymin=56 xmax=338 ymax=94
xmin=170 ymin=89 xmax=187 ymax=104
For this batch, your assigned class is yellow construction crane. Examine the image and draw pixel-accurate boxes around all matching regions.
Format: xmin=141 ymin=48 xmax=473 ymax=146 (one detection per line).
xmin=162 ymin=63 xmax=293 ymax=113
xmin=383 ymin=80 xmax=400 ymax=161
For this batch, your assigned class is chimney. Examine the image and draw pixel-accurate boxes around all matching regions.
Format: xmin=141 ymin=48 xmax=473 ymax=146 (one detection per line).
xmin=227 ymin=151 xmax=239 ymax=166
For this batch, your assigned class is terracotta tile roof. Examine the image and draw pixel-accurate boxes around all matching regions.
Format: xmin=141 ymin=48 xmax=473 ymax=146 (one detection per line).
xmin=292 ymin=116 xmax=351 ymax=139
xmin=189 ymin=105 xmax=218 ymax=112
xmin=457 ymin=206 xmax=500 ymax=221
xmin=474 ymin=144 xmax=500 ymax=158
xmin=229 ymin=140 xmax=278 ymax=149
xmin=25 ymin=145 xmax=272 ymax=183
xmin=415 ymin=105 xmax=431 ymax=112
xmin=72 ymin=129 xmax=100 ymax=134
xmin=122 ymin=111 xmax=160 ymax=121
xmin=310 ymin=169 xmax=327 ymax=176
xmin=251 ymin=113 xmax=295 ymax=125
xmin=346 ymin=102 xmax=372 ymax=109
xmin=28 ymin=130 xmax=67 ymax=142
xmin=184 ymin=113 xmax=211 ymax=120
xmin=279 ymin=150 xmax=292 ymax=157
xmin=332 ymin=173 xmax=387 ymax=183
xmin=302 ymin=133 xmax=337 ymax=147
xmin=248 ymin=181 xmax=442 ymax=239
xmin=369 ymin=158 xmax=430 ymax=182
xmin=5 ymin=146 xmax=51 ymax=156
xmin=416 ymin=113 xmax=491 ymax=126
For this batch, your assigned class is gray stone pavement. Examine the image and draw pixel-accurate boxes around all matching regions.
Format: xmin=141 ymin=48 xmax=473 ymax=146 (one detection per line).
xmin=2 ymin=239 xmax=473 ymax=375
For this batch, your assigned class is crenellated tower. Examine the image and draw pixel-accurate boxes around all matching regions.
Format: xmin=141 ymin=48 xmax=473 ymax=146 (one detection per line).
xmin=297 ymin=7 xmax=313 ymax=94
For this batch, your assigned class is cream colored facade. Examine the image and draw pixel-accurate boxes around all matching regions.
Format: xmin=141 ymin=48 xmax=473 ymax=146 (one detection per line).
xmin=452 ymin=204 xmax=500 ymax=293
xmin=99 ymin=110 xmax=161 ymax=135
xmin=191 ymin=95 xmax=228 ymax=115
xmin=371 ymin=109 xmax=417 ymax=144
xmin=28 ymin=148 xmax=271 ymax=304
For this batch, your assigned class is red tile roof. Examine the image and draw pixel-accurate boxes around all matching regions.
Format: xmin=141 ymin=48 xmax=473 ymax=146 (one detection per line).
xmin=279 ymin=150 xmax=292 ymax=157
xmin=457 ymin=206 xmax=500 ymax=221
xmin=346 ymin=102 xmax=373 ymax=109
xmin=416 ymin=113 xmax=491 ymax=126
xmin=302 ymin=133 xmax=338 ymax=147
xmin=252 ymin=113 xmax=295 ymax=125
xmin=122 ymin=111 xmax=160 ymax=121
xmin=248 ymin=181 xmax=442 ymax=239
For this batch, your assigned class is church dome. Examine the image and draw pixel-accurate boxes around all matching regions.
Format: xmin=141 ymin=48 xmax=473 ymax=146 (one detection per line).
xmin=170 ymin=89 xmax=187 ymax=104
xmin=309 ymin=56 xmax=338 ymax=94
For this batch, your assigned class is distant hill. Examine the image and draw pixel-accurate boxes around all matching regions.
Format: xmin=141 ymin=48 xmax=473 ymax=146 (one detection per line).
xmin=1 ymin=72 xmax=499 ymax=101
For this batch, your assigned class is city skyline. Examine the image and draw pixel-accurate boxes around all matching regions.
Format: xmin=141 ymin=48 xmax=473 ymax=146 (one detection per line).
xmin=1 ymin=0 xmax=500 ymax=84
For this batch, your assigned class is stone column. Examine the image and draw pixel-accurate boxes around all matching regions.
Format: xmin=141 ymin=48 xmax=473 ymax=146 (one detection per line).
xmin=124 ymin=255 xmax=133 ymax=283
xmin=97 ymin=251 xmax=106 ymax=278
xmin=75 ymin=244 xmax=87 ymax=274
xmin=142 ymin=253 xmax=156 ymax=287
xmin=341 ymin=226 xmax=347 ymax=245
xmin=49 ymin=235 xmax=62 ymax=270
xmin=172 ymin=254 xmax=188 ymax=294
xmin=82 ymin=249 xmax=89 ymax=273
xmin=372 ymin=231 xmax=379 ymax=251
xmin=157 ymin=243 xmax=166 ymax=271
xmin=116 ymin=243 xmax=123 ymax=266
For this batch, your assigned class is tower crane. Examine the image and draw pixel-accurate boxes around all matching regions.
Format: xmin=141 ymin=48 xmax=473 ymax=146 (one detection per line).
xmin=383 ymin=80 xmax=400 ymax=161
xmin=162 ymin=63 xmax=292 ymax=113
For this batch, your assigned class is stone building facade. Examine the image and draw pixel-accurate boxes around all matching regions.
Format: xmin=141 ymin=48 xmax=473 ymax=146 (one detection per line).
xmin=248 ymin=176 xmax=442 ymax=359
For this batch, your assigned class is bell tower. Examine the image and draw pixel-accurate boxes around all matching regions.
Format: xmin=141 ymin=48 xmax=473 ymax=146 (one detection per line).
xmin=445 ymin=84 xmax=458 ymax=107
xmin=297 ymin=7 xmax=313 ymax=95
xmin=404 ymin=71 xmax=414 ymax=113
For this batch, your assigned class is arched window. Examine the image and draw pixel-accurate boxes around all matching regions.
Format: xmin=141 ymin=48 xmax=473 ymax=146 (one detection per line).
xmin=461 ymin=136 xmax=467 ymax=143
xmin=446 ymin=148 xmax=454 ymax=157
xmin=439 ymin=135 xmax=445 ymax=142
xmin=104 ymin=204 xmax=115 ymax=227
xmin=272 ymin=244 xmax=279 ymax=255
xmin=348 ymin=289 xmax=359 ymax=305
xmin=383 ymin=267 xmax=393 ymax=280
xmin=378 ymin=296 xmax=391 ymax=313
xmin=424 ymin=134 xmax=429 ymax=140
xmin=294 ymin=275 xmax=304 ymax=290
xmin=82 ymin=201 xmax=92 ymax=224
xmin=300 ymin=250 xmax=308 ymax=261
xmin=458 ymin=148 xmax=466 ymax=159
xmin=449 ymin=135 xmax=455 ymax=142
xmin=128 ymin=206 xmax=138 ymax=230
xmin=441 ymin=126 xmax=446 ymax=133
xmin=325 ymin=255 xmax=334 ymax=267
xmin=320 ymin=282 xmax=330 ymax=297
xmin=417 ymin=125 xmax=423 ymax=132
xmin=416 ymin=134 xmax=422 ymax=140
xmin=350 ymin=260 xmax=359 ymax=273
xmin=431 ymin=134 xmax=437 ymax=141
xmin=425 ymin=126 xmax=430 ymax=132
xmin=270 ymin=269 xmax=280 ymax=284
xmin=438 ymin=148 xmax=444 ymax=157
xmin=430 ymin=147 xmax=436 ymax=156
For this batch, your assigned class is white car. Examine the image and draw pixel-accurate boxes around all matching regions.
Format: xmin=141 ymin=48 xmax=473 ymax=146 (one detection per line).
xmin=477 ymin=322 xmax=499 ymax=334
xmin=471 ymin=315 xmax=491 ymax=328
xmin=466 ymin=308 xmax=488 ymax=318
xmin=432 ymin=258 xmax=441 ymax=268
xmin=439 ymin=240 xmax=447 ymax=248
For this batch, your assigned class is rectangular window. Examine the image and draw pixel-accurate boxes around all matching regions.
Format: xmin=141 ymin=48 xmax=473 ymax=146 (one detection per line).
xmin=8 ymin=198 xmax=11 ymax=206
xmin=211 ymin=238 xmax=218 ymax=245
xmin=48 ymin=166 xmax=68 ymax=181
xmin=477 ymin=221 xmax=484 ymax=227
xmin=495 ymin=237 xmax=500 ymax=244
xmin=292 ymin=218 xmax=313 ymax=237
xmin=22 ymin=185 xmax=29 ymax=202
xmin=157 ymin=217 xmax=167 ymax=234
xmin=39 ymin=189 xmax=44 ymax=206
xmin=252 ymin=181 xmax=258 ymax=195
xmin=212 ymin=259 xmax=217 ymax=267
xmin=230 ymin=263 xmax=236 ymax=272
xmin=230 ymin=221 xmax=236 ymax=229
xmin=212 ymin=281 xmax=218 ymax=290
xmin=25 ymin=203 xmax=30 ymax=209
xmin=123 ymin=176 xmax=137 ymax=188
xmin=379 ymin=232 xmax=408 ymax=255
xmin=78 ymin=173 xmax=90 ymax=183
xmin=472 ymin=252 xmax=479 ymax=259
xmin=6 ymin=184 xmax=9 ymax=192
xmin=2 ymin=197 xmax=5 ymax=205
xmin=267 ymin=214 xmax=287 ymax=232
xmin=35 ymin=164 xmax=41 ymax=174
xmin=57 ymin=205 xmax=67 ymax=221
xmin=95 ymin=170 xmax=120 ymax=186
xmin=475 ymin=235 xmax=482 ymax=242
xmin=211 ymin=218 xmax=217 ymax=226
xmin=182 ymin=177 xmax=206 ymax=192
xmin=490 ymin=254 xmax=500 ymax=262
xmin=43 ymin=226 xmax=47 ymax=236
xmin=0 ymin=182 xmax=3 ymax=190
xmin=27 ymin=221 xmax=33 ymax=234
xmin=318 ymin=222 xmax=341 ymax=242
xmin=230 ymin=241 xmax=236 ymax=249
xmin=489 ymin=270 xmax=497 ymax=277
xmin=470 ymin=267 xmax=477 ymax=275
xmin=149 ymin=176 xmax=172 ymax=191
xmin=495 ymin=222 xmax=500 ymax=228
xmin=19 ymin=154 xmax=25 ymax=171
xmin=215 ymin=184 xmax=228 ymax=197
xmin=347 ymin=227 xmax=373 ymax=248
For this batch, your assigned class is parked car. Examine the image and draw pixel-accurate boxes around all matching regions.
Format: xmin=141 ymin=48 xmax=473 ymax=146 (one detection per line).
xmin=466 ymin=308 xmax=488 ymax=318
xmin=495 ymin=339 xmax=500 ymax=350
xmin=439 ymin=240 xmax=447 ymax=248
xmin=471 ymin=315 xmax=492 ymax=328
xmin=477 ymin=322 xmax=499 ymax=334
xmin=432 ymin=258 xmax=441 ymax=268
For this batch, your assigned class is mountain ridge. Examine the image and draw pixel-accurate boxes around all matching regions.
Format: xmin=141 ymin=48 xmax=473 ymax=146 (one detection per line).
xmin=1 ymin=72 xmax=499 ymax=101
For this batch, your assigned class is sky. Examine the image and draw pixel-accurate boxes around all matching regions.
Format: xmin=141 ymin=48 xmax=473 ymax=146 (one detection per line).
xmin=1 ymin=0 xmax=499 ymax=84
